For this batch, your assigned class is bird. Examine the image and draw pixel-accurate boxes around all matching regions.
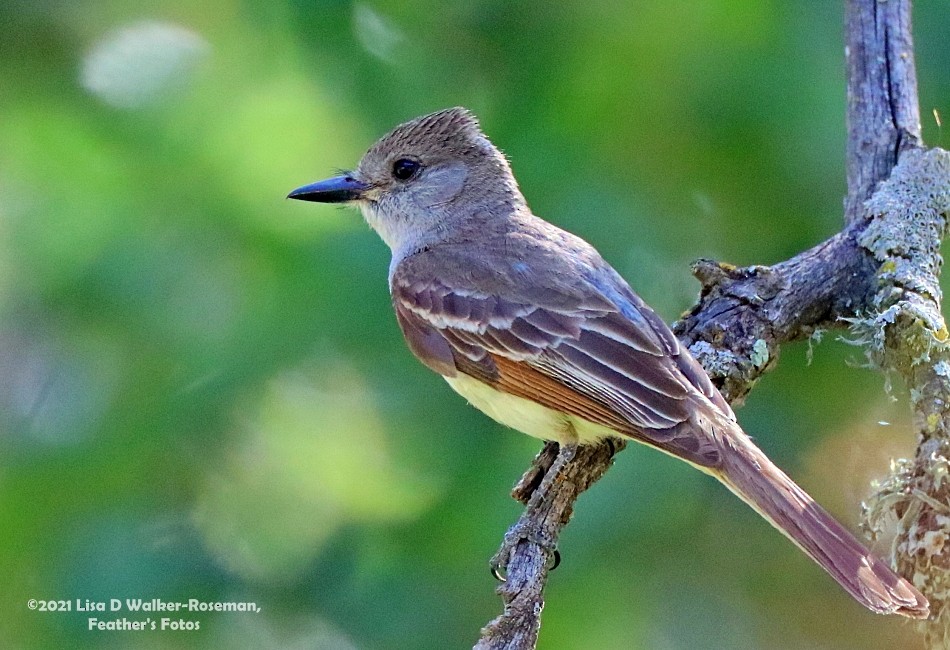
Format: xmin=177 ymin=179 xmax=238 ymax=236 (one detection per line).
xmin=287 ymin=107 xmax=929 ymax=618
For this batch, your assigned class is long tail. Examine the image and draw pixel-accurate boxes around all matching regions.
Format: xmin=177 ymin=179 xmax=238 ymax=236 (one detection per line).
xmin=713 ymin=420 xmax=928 ymax=618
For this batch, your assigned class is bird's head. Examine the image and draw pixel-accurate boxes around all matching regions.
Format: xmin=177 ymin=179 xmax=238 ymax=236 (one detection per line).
xmin=288 ymin=107 xmax=524 ymax=254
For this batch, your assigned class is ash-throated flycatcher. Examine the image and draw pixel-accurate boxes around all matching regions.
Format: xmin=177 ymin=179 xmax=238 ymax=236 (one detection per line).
xmin=288 ymin=107 xmax=927 ymax=618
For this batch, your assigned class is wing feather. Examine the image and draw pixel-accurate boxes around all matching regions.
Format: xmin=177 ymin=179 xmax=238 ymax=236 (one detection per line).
xmin=392 ymin=271 xmax=725 ymax=467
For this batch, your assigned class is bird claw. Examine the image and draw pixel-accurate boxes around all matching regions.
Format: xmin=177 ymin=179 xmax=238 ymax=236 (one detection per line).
xmin=489 ymin=521 xmax=561 ymax=582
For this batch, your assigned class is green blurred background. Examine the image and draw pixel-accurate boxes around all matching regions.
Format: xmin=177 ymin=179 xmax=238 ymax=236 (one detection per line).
xmin=1 ymin=1 xmax=948 ymax=648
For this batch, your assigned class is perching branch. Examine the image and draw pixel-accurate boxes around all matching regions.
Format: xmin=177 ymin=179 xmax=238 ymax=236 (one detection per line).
xmin=475 ymin=1 xmax=949 ymax=648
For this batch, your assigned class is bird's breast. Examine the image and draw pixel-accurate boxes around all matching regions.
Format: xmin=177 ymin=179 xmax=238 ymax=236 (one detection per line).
xmin=443 ymin=373 xmax=617 ymax=445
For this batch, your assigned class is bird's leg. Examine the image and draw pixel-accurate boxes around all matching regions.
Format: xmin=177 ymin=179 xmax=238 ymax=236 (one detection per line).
xmin=490 ymin=444 xmax=578 ymax=580
xmin=511 ymin=441 xmax=561 ymax=504
xmin=490 ymin=438 xmax=623 ymax=582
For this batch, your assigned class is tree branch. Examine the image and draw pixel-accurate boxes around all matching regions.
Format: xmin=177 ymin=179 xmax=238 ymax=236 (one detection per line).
xmin=475 ymin=1 xmax=948 ymax=647
xmin=845 ymin=0 xmax=922 ymax=224
xmin=474 ymin=442 xmax=622 ymax=650
xmin=860 ymin=149 xmax=950 ymax=647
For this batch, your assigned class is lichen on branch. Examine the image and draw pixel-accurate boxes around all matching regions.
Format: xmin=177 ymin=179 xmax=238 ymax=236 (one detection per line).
xmin=858 ymin=148 xmax=950 ymax=647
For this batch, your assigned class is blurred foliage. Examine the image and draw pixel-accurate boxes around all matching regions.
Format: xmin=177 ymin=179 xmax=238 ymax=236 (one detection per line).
xmin=1 ymin=1 xmax=949 ymax=648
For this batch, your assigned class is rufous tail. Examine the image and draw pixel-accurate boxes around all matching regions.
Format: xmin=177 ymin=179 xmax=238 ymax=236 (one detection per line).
xmin=714 ymin=422 xmax=928 ymax=618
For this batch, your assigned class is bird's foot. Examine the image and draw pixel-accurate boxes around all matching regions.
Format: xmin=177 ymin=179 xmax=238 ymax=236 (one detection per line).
xmin=491 ymin=444 xmax=580 ymax=581
xmin=489 ymin=521 xmax=561 ymax=582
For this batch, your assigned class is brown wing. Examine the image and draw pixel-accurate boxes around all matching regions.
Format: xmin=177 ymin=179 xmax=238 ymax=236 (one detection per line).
xmin=489 ymin=354 xmax=634 ymax=434
xmin=392 ymin=271 xmax=727 ymax=468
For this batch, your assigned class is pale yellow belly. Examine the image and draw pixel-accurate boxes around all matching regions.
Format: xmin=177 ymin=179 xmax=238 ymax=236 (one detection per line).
xmin=444 ymin=374 xmax=618 ymax=445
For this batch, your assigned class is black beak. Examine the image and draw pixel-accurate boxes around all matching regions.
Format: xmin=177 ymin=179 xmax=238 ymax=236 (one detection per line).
xmin=287 ymin=175 xmax=368 ymax=203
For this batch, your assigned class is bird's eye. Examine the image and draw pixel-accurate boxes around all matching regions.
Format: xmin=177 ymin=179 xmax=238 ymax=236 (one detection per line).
xmin=392 ymin=158 xmax=421 ymax=181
